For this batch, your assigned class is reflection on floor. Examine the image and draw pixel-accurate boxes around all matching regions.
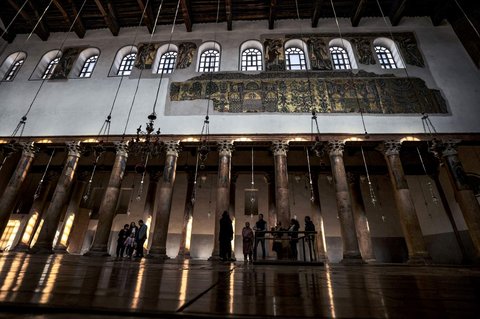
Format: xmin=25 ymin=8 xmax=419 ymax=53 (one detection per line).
xmin=0 ymin=253 xmax=479 ymax=318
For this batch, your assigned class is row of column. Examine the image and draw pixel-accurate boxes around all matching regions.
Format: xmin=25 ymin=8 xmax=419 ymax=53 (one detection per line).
xmin=0 ymin=139 xmax=479 ymax=264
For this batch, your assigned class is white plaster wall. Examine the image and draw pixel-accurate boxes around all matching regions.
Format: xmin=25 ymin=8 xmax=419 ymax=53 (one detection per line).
xmin=0 ymin=17 xmax=479 ymax=137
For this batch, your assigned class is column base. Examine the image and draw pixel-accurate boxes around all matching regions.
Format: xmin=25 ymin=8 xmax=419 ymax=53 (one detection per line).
xmin=176 ymin=252 xmax=192 ymax=260
xmin=146 ymin=253 xmax=170 ymax=260
xmin=208 ymin=255 xmax=222 ymax=261
xmin=11 ymin=243 xmax=30 ymax=252
xmin=147 ymin=247 xmax=169 ymax=259
xmin=407 ymin=253 xmax=432 ymax=265
xmin=53 ymin=247 xmax=69 ymax=254
xmin=340 ymin=253 xmax=365 ymax=265
xmin=28 ymin=246 xmax=54 ymax=255
xmin=84 ymin=247 xmax=111 ymax=257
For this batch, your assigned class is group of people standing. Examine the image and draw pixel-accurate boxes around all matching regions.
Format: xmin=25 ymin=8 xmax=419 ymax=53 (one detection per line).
xmin=116 ymin=220 xmax=148 ymax=259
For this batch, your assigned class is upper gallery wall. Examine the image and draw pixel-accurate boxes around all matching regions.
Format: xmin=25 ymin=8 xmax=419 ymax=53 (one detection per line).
xmin=0 ymin=17 xmax=478 ymax=137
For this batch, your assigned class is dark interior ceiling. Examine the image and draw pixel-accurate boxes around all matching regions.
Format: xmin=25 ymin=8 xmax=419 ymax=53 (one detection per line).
xmin=0 ymin=0 xmax=479 ymax=66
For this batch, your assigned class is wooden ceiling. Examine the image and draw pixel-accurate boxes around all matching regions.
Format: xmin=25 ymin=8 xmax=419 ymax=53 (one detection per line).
xmin=1 ymin=0 xmax=478 ymax=67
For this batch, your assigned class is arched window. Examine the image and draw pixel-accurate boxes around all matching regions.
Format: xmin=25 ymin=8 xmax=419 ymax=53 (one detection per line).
xmin=198 ymin=49 xmax=220 ymax=72
xmin=241 ymin=48 xmax=262 ymax=71
xmin=329 ymin=46 xmax=351 ymax=70
xmin=285 ymin=47 xmax=306 ymax=70
xmin=157 ymin=51 xmax=178 ymax=74
xmin=79 ymin=55 xmax=98 ymax=78
xmin=117 ymin=53 xmax=136 ymax=76
xmin=42 ymin=57 xmax=60 ymax=79
xmin=3 ymin=59 xmax=24 ymax=81
xmin=374 ymin=46 xmax=397 ymax=69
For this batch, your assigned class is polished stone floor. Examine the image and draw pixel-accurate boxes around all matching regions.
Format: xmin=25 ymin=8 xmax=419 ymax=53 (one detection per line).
xmin=0 ymin=253 xmax=479 ymax=318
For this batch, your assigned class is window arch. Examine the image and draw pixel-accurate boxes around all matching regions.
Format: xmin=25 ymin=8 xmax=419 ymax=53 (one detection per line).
xmin=42 ymin=57 xmax=60 ymax=79
xmin=157 ymin=51 xmax=178 ymax=74
xmin=0 ymin=51 xmax=26 ymax=81
xmin=329 ymin=46 xmax=351 ymax=70
xmin=197 ymin=42 xmax=221 ymax=73
xmin=241 ymin=48 xmax=262 ymax=71
xmin=373 ymin=38 xmax=404 ymax=69
xmin=110 ymin=46 xmax=138 ymax=76
xmin=285 ymin=47 xmax=306 ymax=70
xmin=79 ymin=55 xmax=98 ymax=78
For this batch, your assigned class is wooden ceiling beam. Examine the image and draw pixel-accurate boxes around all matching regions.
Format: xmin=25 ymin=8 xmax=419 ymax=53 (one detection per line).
xmin=226 ymin=0 xmax=232 ymax=30
xmin=180 ymin=0 xmax=192 ymax=32
xmin=52 ymin=0 xmax=85 ymax=38
xmin=137 ymin=0 xmax=154 ymax=33
xmin=0 ymin=26 xmax=16 ymax=43
xmin=351 ymin=0 xmax=367 ymax=27
xmin=389 ymin=0 xmax=408 ymax=26
xmin=7 ymin=0 xmax=49 ymax=40
xmin=94 ymin=0 xmax=119 ymax=36
xmin=26 ymin=0 xmax=50 ymax=40
xmin=311 ymin=0 xmax=324 ymax=28
xmin=268 ymin=0 xmax=277 ymax=30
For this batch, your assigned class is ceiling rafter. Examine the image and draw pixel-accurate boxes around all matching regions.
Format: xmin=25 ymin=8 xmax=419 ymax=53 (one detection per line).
xmin=225 ymin=0 xmax=232 ymax=31
xmin=0 ymin=26 xmax=16 ymax=43
xmin=389 ymin=0 xmax=408 ymax=26
xmin=94 ymin=0 xmax=119 ymax=36
xmin=136 ymin=0 xmax=154 ymax=33
xmin=52 ymin=0 xmax=85 ymax=38
xmin=351 ymin=0 xmax=367 ymax=27
xmin=311 ymin=0 xmax=324 ymax=28
xmin=7 ymin=0 xmax=50 ymax=41
xmin=179 ymin=0 xmax=192 ymax=32
xmin=268 ymin=0 xmax=277 ymax=30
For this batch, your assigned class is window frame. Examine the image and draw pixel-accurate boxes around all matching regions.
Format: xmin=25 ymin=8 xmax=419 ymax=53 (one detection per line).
xmin=42 ymin=57 xmax=60 ymax=79
xmin=329 ymin=46 xmax=351 ymax=70
xmin=78 ymin=55 xmax=98 ymax=78
xmin=157 ymin=51 xmax=178 ymax=74
xmin=374 ymin=45 xmax=398 ymax=69
xmin=3 ymin=59 xmax=24 ymax=81
xmin=285 ymin=46 xmax=307 ymax=71
xmin=117 ymin=52 xmax=137 ymax=76
xmin=241 ymin=47 xmax=263 ymax=71
xmin=198 ymin=49 xmax=220 ymax=73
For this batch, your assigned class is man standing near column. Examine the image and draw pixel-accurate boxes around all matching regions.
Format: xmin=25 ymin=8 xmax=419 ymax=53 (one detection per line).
xmin=253 ymin=213 xmax=267 ymax=260
xmin=135 ymin=219 xmax=148 ymax=258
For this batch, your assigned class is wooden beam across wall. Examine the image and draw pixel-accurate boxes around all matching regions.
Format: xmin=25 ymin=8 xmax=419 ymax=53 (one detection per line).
xmin=52 ymin=0 xmax=85 ymax=38
xmin=311 ymin=0 xmax=324 ymax=28
xmin=180 ymin=0 xmax=192 ymax=32
xmin=389 ymin=0 xmax=408 ymax=26
xmin=94 ymin=0 xmax=119 ymax=36
xmin=26 ymin=0 xmax=50 ymax=40
xmin=225 ymin=0 xmax=232 ymax=31
xmin=136 ymin=0 xmax=154 ymax=33
xmin=0 ymin=26 xmax=16 ymax=43
xmin=351 ymin=0 xmax=368 ymax=27
xmin=7 ymin=0 xmax=50 ymax=41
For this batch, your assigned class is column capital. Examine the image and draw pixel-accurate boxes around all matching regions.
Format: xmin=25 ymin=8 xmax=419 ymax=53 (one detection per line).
xmin=66 ymin=141 xmax=82 ymax=157
xmin=20 ymin=142 xmax=36 ymax=157
xmin=327 ymin=140 xmax=345 ymax=156
xmin=271 ymin=140 xmax=289 ymax=156
xmin=164 ymin=140 xmax=181 ymax=156
xmin=442 ymin=139 xmax=461 ymax=157
xmin=114 ymin=141 xmax=129 ymax=157
xmin=217 ymin=140 xmax=234 ymax=156
xmin=383 ymin=140 xmax=402 ymax=156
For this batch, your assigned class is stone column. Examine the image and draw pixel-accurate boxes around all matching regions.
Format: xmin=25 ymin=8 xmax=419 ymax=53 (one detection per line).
xmin=382 ymin=140 xmax=431 ymax=264
xmin=264 ymin=172 xmax=277 ymax=230
xmin=0 ymin=142 xmax=36 ymax=239
xmin=347 ymin=172 xmax=376 ymax=262
xmin=85 ymin=142 xmax=128 ymax=256
xmin=142 ymin=169 xmax=160 ymax=251
xmin=441 ymin=140 xmax=480 ymax=262
xmin=310 ymin=172 xmax=327 ymax=262
xmin=12 ymin=172 xmax=55 ymax=252
xmin=30 ymin=142 xmax=82 ymax=254
xmin=272 ymin=141 xmax=290 ymax=228
xmin=328 ymin=141 xmax=363 ymax=264
xmin=53 ymin=174 xmax=88 ymax=253
xmin=210 ymin=141 xmax=234 ymax=260
xmin=177 ymin=171 xmax=195 ymax=259
xmin=149 ymin=141 xmax=181 ymax=258
xmin=229 ymin=172 xmax=238 ymax=259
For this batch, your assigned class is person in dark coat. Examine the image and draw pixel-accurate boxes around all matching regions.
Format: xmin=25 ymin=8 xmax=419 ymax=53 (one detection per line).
xmin=288 ymin=218 xmax=300 ymax=260
xmin=219 ymin=211 xmax=233 ymax=261
xmin=116 ymin=224 xmax=129 ymax=258
xmin=135 ymin=219 xmax=148 ymax=258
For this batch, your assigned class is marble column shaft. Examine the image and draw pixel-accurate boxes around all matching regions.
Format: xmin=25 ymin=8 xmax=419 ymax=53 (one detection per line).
xmin=30 ymin=142 xmax=81 ymax=253
xmin=441 ymin=141 xmax=480 ymax=261
xmin=383 ymin=140 xmax=431 ymax=263
xmin=85 ymin=142 xmax=128 ymax=256
xmin=54 ymin=177 xmax=88 ymax=252
xmin=310 ymin=173 xmax=327 ymax=262
xmin=143 ymin=170 xmax=160 ymax=220
xmin=13 ymin=174 xmax=54 ymax=251
xmin=347 ymin=172 xmax=376 ymax=262
xmin=0 ymin=142 xmax=36 ymax=239
xmin=328 ymin=141 xmax=363 ymax=263
xmin=210 ymin=141 xmax=233 ymax=259
xmin=272 ymin=141 xmax=290 ymax=228
xmin=177 ymin=171 xmax=195 ymax=259
xmin=149 ymin=141 xmax=180 ymax=258
xmin=264 ymin=173 xmax=277 ymax=230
